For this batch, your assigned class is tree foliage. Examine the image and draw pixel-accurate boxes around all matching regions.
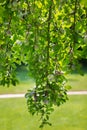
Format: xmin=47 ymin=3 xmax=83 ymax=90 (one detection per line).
xmin=0 ymin=0 xmax=87 ymax=128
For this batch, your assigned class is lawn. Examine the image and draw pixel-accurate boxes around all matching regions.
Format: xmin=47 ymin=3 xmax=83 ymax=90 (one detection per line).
xmin=0 ymin=80 xmax=34 ymax=94
xmin=67 ymin=73 xmax=87 ymax=91
xmin=0 ymin=66 xmax=87 ymax=94
xmin=0 ymin=95 xmax=87 ymax=130
xmin=0 ymin=66 xmax=35 ymax=94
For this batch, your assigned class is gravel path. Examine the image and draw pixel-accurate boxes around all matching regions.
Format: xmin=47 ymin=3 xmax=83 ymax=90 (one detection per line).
xmin=0 ymin=91 xmax=87 ymax=98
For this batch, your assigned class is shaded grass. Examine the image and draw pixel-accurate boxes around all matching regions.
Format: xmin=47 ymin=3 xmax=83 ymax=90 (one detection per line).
xmin=0 ymin=95 xmax=87 ymax=130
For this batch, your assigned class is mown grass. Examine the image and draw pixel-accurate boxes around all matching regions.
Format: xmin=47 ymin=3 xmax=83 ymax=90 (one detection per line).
xmin=0 ymin=80 xmax=34 ymax=94
xmin=0 ymin=66 xmax=35 ymax=94
xmin=0 ymin=95 xmax=87 ymax=130
xmin=0 ymin=66 xmax=87 ymax=94
xmin=0 ymin=73 xmax=87 ymax=94
xmin=67 ymin=73 xmax=87 ymax=91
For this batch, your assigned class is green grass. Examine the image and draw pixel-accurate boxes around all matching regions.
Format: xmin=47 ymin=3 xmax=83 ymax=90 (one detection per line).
xmin=0 ymin=66 xmax=35 ymax=94
xmin=0 ymin=73 xmax=87 ymax=94
xmin=0 ymin=95 xmax=87 ymax=130
xmin=67 ymin=73 xmax=87 ymax=91
xmin=0 ymin=66 xmax=87 ymax=94
xmin=0 ymin=80 xmax=35 ymax=94
xmin=0 ymin=67 xmax=87 ymax=130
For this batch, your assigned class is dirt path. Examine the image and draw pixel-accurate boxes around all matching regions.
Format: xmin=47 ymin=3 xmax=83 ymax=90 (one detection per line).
xmin=0 ymin=91 xmax=87 ymax=98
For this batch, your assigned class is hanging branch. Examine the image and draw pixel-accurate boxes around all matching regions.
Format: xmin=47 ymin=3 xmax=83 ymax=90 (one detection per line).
xmin=69 ymin=0 xmax=78 ymax=69
xmin=85 ymin=7 xmax=87 ymax=34
xmin=73 ymin=0 xmax=78 ymax=46
xmin=1 ymin=1 xmax=19 ymax=87
xmin=46 ymin=1 xmax=53 ymax=85
xmin=4 ymin=6 xmax=12 ymax=86
xmin=4 ymin=0 xmax=13 ymax=54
